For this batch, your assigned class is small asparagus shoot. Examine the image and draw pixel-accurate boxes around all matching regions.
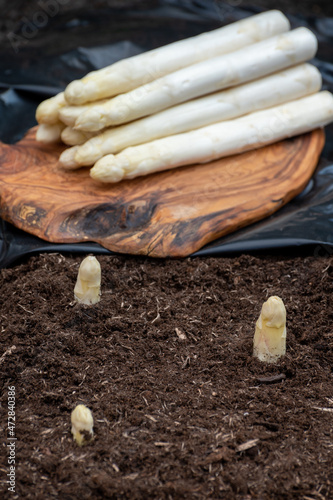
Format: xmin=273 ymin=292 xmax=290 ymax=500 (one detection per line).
xmin=74 ymin=256 xmax=101 ymax=305
xmin=71 ymin=404 xmax=94 ymax=446
xmin=253 ymin=296 xmax=286 ymax=363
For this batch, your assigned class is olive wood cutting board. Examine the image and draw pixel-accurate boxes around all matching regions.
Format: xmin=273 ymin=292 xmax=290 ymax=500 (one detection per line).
xmin=0 ymin=127 xmax=325 ymax=257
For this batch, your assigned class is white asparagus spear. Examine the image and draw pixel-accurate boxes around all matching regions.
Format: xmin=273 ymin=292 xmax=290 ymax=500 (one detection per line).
xmin=58 ymin=100 xmax=108 ymax=127
xmin=35 ymin=122 xmax=65 ymax=143
xmin=35 ymin=92 xmax=67 ymax=125
xmin=59 ymin=105 xmax=90 ymax=127
xmin=65 ymin=10 xmax=290 ymax=105
xmin=61 ymin=126 xmax=96 ymax=146
xmin=75 ymin=28 xmax=318 ymax=132
xmin=65 ymin=63 xmax=321 ymax=168
xmin=90 ymin=91 xmax=333 ymax=183
xmin=253 ymin=296 xmax=287 ymax=363
xmin=59 ymin=146 xmax=80 ymax=169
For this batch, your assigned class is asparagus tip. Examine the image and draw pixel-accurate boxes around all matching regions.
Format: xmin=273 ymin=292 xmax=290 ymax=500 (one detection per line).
xmin=90 ymin=155 xmax=125 ymax=183
xmin=58 ymin=146 xmax=80 ymax=170
xmin=71 ymin=404 xmax=94 ymax=446
xmin=253 ymin=296 xmax=287 ymax=364
xmin=74 ymin=256 xmax=101 ymax=305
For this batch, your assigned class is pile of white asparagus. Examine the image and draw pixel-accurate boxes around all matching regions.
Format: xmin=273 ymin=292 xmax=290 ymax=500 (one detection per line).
xmin=35 ymin=10 xmax=333 ymax=183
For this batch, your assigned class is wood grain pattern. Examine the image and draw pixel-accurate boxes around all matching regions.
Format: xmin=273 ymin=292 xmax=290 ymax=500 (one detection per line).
xmin=0 ymin=126 xmax=325 ymax=257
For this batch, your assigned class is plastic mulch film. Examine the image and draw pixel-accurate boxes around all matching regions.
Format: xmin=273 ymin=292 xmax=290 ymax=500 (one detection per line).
xmin=1 ymin=0 xmax=333 ymax=266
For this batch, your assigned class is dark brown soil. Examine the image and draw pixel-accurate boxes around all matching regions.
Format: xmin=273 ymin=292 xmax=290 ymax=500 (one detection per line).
xmin=1 ymin=252 xmax=332 ymax=499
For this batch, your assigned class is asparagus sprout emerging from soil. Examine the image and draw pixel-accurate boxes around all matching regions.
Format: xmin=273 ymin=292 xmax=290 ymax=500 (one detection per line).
xmin=74 ymin=256 xmax=101 ymax=305
xmin=253 ymin=296 xmax=287 ymax=363
xmin=71 ymin=404 xmax=94 ymax=446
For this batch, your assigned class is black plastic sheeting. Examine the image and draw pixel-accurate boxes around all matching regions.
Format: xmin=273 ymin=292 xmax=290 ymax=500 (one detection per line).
xmin=1 ymin=0 xmax=333 ymax=267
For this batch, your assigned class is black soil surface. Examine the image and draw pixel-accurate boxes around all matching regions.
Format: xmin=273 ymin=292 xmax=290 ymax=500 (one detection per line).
xmin=0 ymin=253 xmax=332 ymax=499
